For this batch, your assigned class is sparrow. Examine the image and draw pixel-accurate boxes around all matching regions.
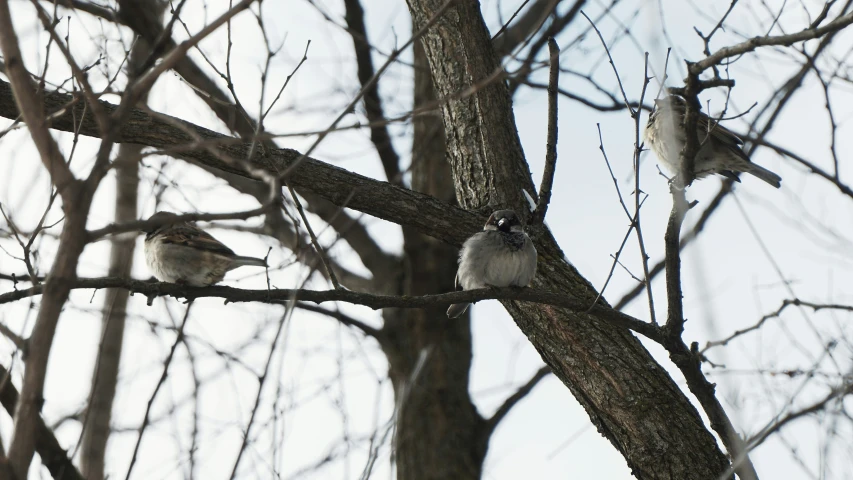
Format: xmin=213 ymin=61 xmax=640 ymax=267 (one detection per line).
xmin=143 ymin=211 xmax=267 ymax=287
xmin=644 ymin=95 xmax=782 ymax=188
xmin=446 ymin=209 xmax=538 ymax=318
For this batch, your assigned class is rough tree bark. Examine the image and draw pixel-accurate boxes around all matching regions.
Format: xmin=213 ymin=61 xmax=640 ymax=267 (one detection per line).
xmin=405 ymin=1 xmax=731 ymax=478
xmin=0 ymin=1 xmax=735 ymax=476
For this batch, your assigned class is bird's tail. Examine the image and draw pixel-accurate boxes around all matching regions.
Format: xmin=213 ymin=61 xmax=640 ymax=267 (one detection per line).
xmin=746 ymin=163 xmax=782 ymax=188
xmin=230 ymin=256 xmax=268 ymax=269
xmin=446 ymin=303 xmax=471 ymax=318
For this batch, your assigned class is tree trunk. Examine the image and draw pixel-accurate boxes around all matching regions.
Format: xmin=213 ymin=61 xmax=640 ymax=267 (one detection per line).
xmin=405 ymin=1 xmax=731 ymax=478
xmin=79 ymin=143 xmax=140 ymax=479
xmin=379 ymin=35 xmax=488 ymax=480
xmin=80 ymin=22 xmax=158 ymax=477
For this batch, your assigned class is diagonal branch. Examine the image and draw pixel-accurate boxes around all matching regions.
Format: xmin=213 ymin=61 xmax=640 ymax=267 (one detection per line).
xmin=492 ymin=0 xmax=559 ymax=56
xmin=295 ymin=302 xmax=383 ymax=339
xmin=482 ymin=365 xmax=551 ymax=438
xmin=0 ymin=364 xmax=85 ymax=480
xmin=0 ymin=3 xmax=94 ymax=476
xmin=0 ymin=2 xmax=75 ymax=196
xmin=124 ymin=0 xmax=257 ymax=109
xmin=0 ymin=78 xmax=482 ymax=246
xmin=343 ymin=0 xmax=402 ymax=185
xmin=691 ymin=11 xmax=853 ymax=74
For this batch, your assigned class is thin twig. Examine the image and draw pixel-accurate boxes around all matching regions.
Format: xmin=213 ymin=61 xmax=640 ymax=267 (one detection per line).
xmin=702 ymin=299 xmax=853 ymax=353
xmin=228 ymin=305 xmax=294 ymax=479
xmin=632 ymin=54 xmax=656 ymax=324
xmin=719 ymin=379 xmax=853 ymax=480
xmin=581 ymin=11 xmax=631 ymax=112
xmin=490 ymin=0 xmax=532 ymax=41
xmin=124 ymin=302 xmax=193 ymax=480
xmin=295 ymin=302 xmax=383 ymax=339
xmin=286 ymin=183 xmax=341 ymax=289
xmin=280 ymin=0 xmax=456 ymax=180
xmin=691 ymin=10 xmax=853 ymax=74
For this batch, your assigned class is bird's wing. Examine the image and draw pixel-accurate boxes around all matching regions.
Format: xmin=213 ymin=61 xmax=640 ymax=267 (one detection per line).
xmin=454 ymin=273 xmax=462 ymax=291
xmin=699 ymin=115 xmax=752 ymax=162
xmin=699 ymin=115 xmax=744 ymax=146
xmin=160 ymin=224 xmax=236 ymax=256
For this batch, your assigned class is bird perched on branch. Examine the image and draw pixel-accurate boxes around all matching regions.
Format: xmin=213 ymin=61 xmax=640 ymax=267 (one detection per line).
xmin=143 ymin=211 xmax=267 ymax=287
xmin=644 ymin=95 xmax=782 ymax=188
xmin=447 ymin=210 xmax=538 ymax=318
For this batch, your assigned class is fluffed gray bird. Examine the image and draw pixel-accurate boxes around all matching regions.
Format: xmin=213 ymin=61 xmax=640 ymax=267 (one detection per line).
xmin=446 ymin=210 xmax=538 ymax=318
xmin=144 ymin=211 xmax=267 ymax=287
xmin=644 ymin=95 xmax=781 ymax=188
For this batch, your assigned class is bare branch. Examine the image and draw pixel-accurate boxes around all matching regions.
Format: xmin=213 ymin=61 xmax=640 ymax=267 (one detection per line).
xmin=483 ymin=365 xmax=551 ymax=437
xmin=87 ymin=208 xmax=270 ymax=241
xmin=703 ymin=299 xmax=853 ymax=352
xmin=0 ymin=1 xmax=75 ymax=195
xmin=285 ymin=183 xmax=340 ymax=289
xmin=343 ymin=0 xmax=402 ymax=185
xmin=228 ymin=308 xmax=291 ymax=479
xmin=295 ymin=302 xmax=383 ymax=339
xmin=662 ymin=184 xmax=758 ymax=480
xmin=0 ymin=78 xmax=481 ymax=247
xmin=0 ymin=278 xmax=663 ymax=341
xmin=126 ymin=0 xmax=257 ymax=107
xmin=0 ymin=363 xmax=85 ymax=480
xmin=721 ymin=379 xmax=853 ymax=480
xmin=614 ymin=181 xmax=733 ymax=310
xmin=691 ymin=11 xmax=853 ymax=75
xmin=124 ymin=303 xmax=192 ymax=480
xmin=531 ymin=38 xmax=559 ymax=224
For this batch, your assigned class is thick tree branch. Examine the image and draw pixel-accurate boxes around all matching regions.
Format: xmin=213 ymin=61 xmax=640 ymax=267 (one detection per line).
xmin=408 ymin=1 xmax=730 ymax=477
xmin=0 ymin=78 xmax=481 ymax=247
xmin=55 ymin=0 xmax=116 ymax=19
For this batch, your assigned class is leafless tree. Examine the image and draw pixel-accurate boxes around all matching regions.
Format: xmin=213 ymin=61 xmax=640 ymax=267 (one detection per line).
xmin=0 ymin=1 xmax=851 ymax=479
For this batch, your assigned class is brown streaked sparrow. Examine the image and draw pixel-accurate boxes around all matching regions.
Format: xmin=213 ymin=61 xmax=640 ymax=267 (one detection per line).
xmin=447 ymin=210 xmax=537 ymax=318
xmin=644 ymin=95 xmax=782 ymax=188
xmin=143 ymin=211 xmax=267 ymax=287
